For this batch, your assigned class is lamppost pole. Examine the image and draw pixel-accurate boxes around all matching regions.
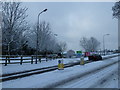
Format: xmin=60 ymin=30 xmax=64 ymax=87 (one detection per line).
xmin=36 ymin=9 xmax=47 ymax=64
xmin=103 ymin=34 xmax=110 ymax=56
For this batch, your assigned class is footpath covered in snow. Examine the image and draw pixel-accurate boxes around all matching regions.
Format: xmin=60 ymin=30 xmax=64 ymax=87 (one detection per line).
xmin=2 ymin=55 xmax=119 ymax=88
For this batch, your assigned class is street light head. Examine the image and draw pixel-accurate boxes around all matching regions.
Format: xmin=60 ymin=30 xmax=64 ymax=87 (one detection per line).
xmin=54 ymin=34 xmax=58 ymax=36
xmin=43 ymin=9 xmax=47 ymax=12
xmin=106 ymin=34 xmax=110 ymax=35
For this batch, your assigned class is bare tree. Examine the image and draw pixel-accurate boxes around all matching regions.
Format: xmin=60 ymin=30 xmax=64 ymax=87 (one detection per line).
xmin=58 ymin=41 xmax=67 ymax=56
xmin=79 ymin=37 xmax=89 ymax=52
xmin=28 ymin=20 xmax=67 ymax=56
xmin=39 ymin=21 xmax=51 ymax=52
xmin=2 ymin=2 xmax=28 ymax=55
xmin=80 ymin=37 xmax=100 ymax=52
xmin=112 ymin=1 xmax=120 ymax=51
xmin=0 ymin=2 xmax=2 ymax=55
xmin=88 ymin=37 xmax=100 ymax=52
xmin=45 ymin=35 xmax=55 ymax=53
xmin=112 ymin=1 xmax=120 ymax=19
xmin=50 ymin=37 xmax=61 ymax=54
xmin=32 ymin=21 xmax=52 ymax=53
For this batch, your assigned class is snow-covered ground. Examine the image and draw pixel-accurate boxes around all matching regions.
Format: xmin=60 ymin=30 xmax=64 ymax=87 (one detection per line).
xmin=1 ymin=54 xmax=118 ymax=75
xmin=2 ymin=56 xmax=119 ymax=88
xmin=2 ymin=57 xmax=88 ymax=75
xmin=57 ymin=62 xmax=118 ymax=88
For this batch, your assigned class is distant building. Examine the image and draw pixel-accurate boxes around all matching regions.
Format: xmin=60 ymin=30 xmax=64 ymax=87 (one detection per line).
xmin=67 ymin=50 xmax=75 ymax=58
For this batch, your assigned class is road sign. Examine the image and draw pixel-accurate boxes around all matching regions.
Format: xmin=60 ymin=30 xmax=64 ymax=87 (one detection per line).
xmin=58 ymin=60 xmax=61 ymax=64
xmin=76 ymin=51 xmax=82 ymax=58
xmin=76 ymin=51 xmax=82 ymax=54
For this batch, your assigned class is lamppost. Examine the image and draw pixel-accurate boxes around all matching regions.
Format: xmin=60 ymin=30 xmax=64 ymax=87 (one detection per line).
xmin=103 ymin=34 xmax=110 ymax=55
xmin=54 ymin=34 xmax=58 ymax=36
xmin=36 ymin=9 xmax=47 ymax=64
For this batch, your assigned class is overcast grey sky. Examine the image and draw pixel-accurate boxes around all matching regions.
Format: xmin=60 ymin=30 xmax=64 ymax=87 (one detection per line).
xmin=22 ymin=2 xmax=118 ymax=51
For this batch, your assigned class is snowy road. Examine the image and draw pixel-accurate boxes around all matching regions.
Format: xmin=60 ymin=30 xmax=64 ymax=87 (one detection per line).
xmin=57 ymin=62 xmax=118 ymax=88
xmin=2 ymin=56 xmax=119 ymax=88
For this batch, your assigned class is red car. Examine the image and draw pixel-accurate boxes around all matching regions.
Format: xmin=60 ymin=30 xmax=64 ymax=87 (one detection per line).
xmin=88 ymin=54 xmax=102 ymax=61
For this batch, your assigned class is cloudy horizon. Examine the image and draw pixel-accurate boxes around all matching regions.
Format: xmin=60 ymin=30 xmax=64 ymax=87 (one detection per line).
xmin=22 ymin=2 xmax=118 ymax=51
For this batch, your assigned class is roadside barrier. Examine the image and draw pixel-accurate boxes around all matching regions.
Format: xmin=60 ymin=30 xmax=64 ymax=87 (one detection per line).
xmin=58 ymin=59 xmax=64 ymax=70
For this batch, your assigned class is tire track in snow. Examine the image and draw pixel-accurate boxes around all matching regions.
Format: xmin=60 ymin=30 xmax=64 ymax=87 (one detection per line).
xmin=89 ymin=70 xmax=118 ymax=88
xmin=56 ymin=62 xmax=118 ymax=88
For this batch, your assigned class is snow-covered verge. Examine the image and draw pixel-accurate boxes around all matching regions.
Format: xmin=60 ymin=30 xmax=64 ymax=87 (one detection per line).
xmin=1 ymin=54 xmax=118 ymax=75
xmin=102 ymin=54 xmax=118 ymax=58
xmin=2 ymin=56 xmax=119 ymax=88
xmin=2 ymin=57 xmax=88 ymax=75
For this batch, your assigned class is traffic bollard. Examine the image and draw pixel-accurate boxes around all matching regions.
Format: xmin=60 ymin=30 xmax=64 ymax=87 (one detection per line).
xmin=58 ymin=59 xmax=64 ymax=70
xmin=80 ymin=56 xmax=84 ymax=65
